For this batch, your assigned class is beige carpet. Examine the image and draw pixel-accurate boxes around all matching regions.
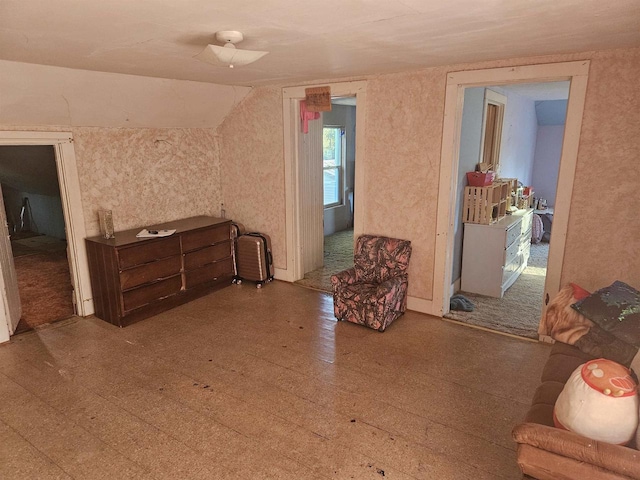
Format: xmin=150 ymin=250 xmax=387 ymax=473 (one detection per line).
xmin=295 ymin=229 xmax=354 ymax=292
xmin=12 ymin=233 xmax=68 ymax=257
xmin=445 ymin=242 xmax=549 ymax=339
xmin=13 ymin=249 xmax=75 ymax=334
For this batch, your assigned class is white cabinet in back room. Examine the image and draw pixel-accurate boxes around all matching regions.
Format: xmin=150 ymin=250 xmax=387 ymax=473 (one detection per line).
xmin=461 ymin=209 xmax=533 ymax=298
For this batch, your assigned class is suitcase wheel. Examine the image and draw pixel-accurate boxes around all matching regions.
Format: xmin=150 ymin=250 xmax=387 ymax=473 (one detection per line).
xmin=256 ymin=282 xmax=263 ymax=289
xmin=236 ymin=279 xmax=242 ymax=285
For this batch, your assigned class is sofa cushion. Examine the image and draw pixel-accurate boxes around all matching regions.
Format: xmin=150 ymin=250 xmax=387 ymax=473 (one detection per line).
xmin=541 ymin=342 xmax=594 ymax=384
xmin=525 ymin=381 xmax=566 ymax=426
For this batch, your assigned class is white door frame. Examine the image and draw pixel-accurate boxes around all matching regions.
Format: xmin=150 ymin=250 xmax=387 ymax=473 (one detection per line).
xmin=0 ymin=185 xmax=22 ymax=337
xmin=433 ymin=61 xmax=590 ymax=327
xmin=281 ymin=81 xmax=367 ymax=282
xmin=0 ymin=131 xmax=93 ymax=342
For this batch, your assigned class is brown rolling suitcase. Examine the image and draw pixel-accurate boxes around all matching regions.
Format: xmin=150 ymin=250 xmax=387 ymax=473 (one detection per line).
xmin=230 ymin=222 xmax=245 ymax=281
xmin=235 ymin=232 xmax=274 ymax=288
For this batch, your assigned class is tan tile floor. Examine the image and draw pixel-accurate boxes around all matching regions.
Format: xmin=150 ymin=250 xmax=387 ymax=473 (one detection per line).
xmin=0 ymin=281 xmax=550 ymax=479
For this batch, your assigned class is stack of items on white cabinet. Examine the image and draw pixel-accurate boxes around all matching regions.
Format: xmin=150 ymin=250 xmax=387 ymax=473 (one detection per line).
xmin=461 ymin=207 xmax=534 ymax=298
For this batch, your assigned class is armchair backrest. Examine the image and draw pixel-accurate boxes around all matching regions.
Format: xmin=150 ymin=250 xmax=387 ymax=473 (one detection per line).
xmin=353 ymin=235 xmax=412 ymax=283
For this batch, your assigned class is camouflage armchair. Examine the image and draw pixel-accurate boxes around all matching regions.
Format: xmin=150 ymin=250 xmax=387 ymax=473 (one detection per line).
xmin=330 ymin=235 xmax=412 ymax=332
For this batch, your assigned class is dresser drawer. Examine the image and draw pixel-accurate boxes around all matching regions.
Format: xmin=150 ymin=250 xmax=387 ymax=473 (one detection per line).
xmin=504 ymin=238 xmax=520 ymax=267
xmin=520 ymin=210 xmax=533 ymax=234
xmin=502 ymin=253 xmax=525 ymax=285
xmin=120 ymin=255 xmax=182 ymax=290
xmin=520 ymin=240 xmax=531 ymax=263
xmin=182 ymin=224 xmax=230 ymax=252
xmin=185 ymin=257 xmax=233 ymax=289
xmin=505 ymin=220 xmax=522 ymax=249
xmin=184 ymin=241 xmax=231 ymax=270
xmin=118 ymin=237 xmax=181 ymax=269
xmin=122 ymin=275 xmax=182 ymax=312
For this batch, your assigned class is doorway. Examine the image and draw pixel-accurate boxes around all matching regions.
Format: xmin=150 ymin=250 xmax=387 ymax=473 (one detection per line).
xmin=0 ymin=145 xmax=75 ymax=334
xmin=295 ymin=96 xmax=357 ymax=292
xmin=445 ymin=82 xmax=569 ymax=338
xmin=433 ymin=61 xmax=590 ymax=340
xmin=0 ymin=131 xmax=93 ymax=343
xmin=282 ymin=81 xmax=367 ymax=285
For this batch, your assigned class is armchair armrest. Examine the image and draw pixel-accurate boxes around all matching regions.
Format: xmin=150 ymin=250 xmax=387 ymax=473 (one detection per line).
xmin=513 ymin=423 xmax=640 ymax=479
xmin=375 ymin=274 xmax=407 ymax=296
xmin=331 ymin=268 xmax=357 ymax=287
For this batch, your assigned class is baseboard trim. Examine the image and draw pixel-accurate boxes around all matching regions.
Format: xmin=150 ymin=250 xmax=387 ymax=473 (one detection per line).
xmin=275 ymin=273 xmax=441 ymax=318
xmin=274 ymin=267 xmax=293 ymax=282
xmin=407 ymin=296 xmax=439 ymax=317
xmin=441 ymin=317 xmax=539 ymax=342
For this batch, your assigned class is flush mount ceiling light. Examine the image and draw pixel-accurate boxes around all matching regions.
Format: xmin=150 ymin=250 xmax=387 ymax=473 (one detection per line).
xmin=195 ymin=31 xmax=268 ymax=69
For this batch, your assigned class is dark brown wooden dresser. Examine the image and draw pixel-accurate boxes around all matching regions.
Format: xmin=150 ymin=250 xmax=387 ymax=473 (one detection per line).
xmin=85 ymin=216 xmax=233 ymax=327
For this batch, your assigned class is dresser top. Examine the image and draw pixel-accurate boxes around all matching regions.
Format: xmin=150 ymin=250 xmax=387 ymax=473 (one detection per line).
xmin=86 ymin=215 xmax=230 ymax=247
xmin=464 ymin=208 xmax=533 ymax=231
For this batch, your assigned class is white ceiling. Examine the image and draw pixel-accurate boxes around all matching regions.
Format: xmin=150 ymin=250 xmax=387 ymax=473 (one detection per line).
xmin=501 ymin=82 xmax=570 ymax=100
xmin=1 ymin=0 xmax=639 ymax=87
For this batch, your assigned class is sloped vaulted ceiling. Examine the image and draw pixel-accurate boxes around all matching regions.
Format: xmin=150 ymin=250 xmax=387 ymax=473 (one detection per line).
xmin=0 ymin=0 xmax=639 ymax=87
xmin=0 ymin=146 xmax=59 ymax=197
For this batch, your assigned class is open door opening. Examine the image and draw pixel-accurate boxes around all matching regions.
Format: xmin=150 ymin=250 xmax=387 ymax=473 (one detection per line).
xmin=0 ymin=146 xmax=75 ymax=335
xmin=433 ymin=60 xmax=589 ymax=341
xmin=282 ymin=81 xmax=367 ymax=287
xmin=0 ymin=131 xmax=92 ymax=344
xmin=295 ymin=96 xmax=357 ymax=293
xmin=445 ymin=82 xmax=569 ymax=339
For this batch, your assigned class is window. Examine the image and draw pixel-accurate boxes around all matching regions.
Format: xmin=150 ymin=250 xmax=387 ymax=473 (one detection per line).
xmin=323 ymin=126 xmax=345 ymax=207
xmin=480 ymin=89 xmax=507 ymax=172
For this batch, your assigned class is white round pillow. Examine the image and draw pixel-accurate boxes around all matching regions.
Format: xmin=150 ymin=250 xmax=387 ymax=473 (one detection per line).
xmin=554 ymin=358 xmax=639 ymax=445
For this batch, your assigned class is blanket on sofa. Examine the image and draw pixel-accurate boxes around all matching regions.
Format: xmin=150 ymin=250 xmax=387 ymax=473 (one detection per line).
xmin=540 ymin=283 xmax=640 ymax=376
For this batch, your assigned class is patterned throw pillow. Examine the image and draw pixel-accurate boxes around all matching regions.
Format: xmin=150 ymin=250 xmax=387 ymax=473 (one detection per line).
xmin=554 ymin=358 xmax=639 ymax=446
xmin=572 ymin=281 xmax=640 ymax=347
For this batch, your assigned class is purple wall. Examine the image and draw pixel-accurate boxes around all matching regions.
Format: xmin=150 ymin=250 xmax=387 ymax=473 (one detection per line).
xmin=531 ymin=125 xmax=564 ymax=207
xmin=452 ymin=87 xmax=485 ymax=283
xmin=497 ymin=89 xmax=538 ymax=186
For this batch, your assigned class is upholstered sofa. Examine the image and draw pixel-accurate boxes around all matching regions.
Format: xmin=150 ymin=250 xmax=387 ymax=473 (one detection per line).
xmin=513 ymin=341 xmax=640 ymax=480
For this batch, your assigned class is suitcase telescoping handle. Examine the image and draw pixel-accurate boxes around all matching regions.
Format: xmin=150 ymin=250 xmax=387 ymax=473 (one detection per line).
xmin=246 ymin=232 xmax=273 ymax=280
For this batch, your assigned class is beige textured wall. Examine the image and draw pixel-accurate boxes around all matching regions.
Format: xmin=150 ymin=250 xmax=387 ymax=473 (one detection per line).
xmin=1 ymin=125 xmax=222 ymax=238
xmin=218 ymin=88 xmax=286 ymax=269
xmin=364 ymin=68 xmax=448 ymax=296
xmin=561 ymin=48 xmax=640 ymax=290
xmin=219 ymin=46 xmax=640 ymax=300
xmin=74 ymin=127 xmax=222 ymax=236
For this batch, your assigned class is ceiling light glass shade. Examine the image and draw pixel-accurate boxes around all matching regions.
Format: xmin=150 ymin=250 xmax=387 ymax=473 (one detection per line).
xmin=195 ymin=44 xmax=268 ymax=68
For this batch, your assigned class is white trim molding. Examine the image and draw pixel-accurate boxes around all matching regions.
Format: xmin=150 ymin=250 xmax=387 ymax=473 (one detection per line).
xmin=0 ymin=131 xmax=93 ymax=343
xmin=407 ymin=296 xmax=435 ymax=316
xmin=433 ymin=61 xmax=590 ymax=332
xmin=282 ymin=80 xmax=367 ymax=283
